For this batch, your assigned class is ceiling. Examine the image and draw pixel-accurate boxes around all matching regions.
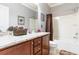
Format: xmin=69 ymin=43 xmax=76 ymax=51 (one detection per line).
xmin=21 ymin=3 xmax=64 ymax=12
xmin=48 ymin=3 xmax=63 ymax=7
xmin=49 ymin=3 xmax=79 ymax=17
xmin=21 ymin=3 xmax=79 ymax=17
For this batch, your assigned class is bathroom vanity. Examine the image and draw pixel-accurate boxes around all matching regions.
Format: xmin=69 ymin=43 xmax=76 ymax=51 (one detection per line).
xmin=0 ymin=32 xmax=50 ymax=55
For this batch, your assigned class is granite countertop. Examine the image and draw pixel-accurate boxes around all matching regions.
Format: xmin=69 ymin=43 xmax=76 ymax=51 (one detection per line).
xmin=0 ymin=32 xmax=50 ymax=49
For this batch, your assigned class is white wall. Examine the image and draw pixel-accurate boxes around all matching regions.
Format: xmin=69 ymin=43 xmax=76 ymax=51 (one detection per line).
xmin=53 ymin=11 xmax=79 ymax=40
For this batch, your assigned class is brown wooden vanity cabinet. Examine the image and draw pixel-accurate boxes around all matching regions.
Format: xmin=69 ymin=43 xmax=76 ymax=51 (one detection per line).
xmin=0 ymin=34 xmax=49 ymax=55
xmin=0 ymin=41 xmax=31 ymax=55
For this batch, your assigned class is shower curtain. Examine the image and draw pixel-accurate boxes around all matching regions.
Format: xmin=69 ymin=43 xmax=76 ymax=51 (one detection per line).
xmin=46 ymin=14 xmax=53 ymax=41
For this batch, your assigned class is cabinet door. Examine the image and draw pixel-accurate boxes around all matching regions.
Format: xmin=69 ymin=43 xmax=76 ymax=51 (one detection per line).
xmin=0 ymin=41 xmax=31 ymax=55
xmin=0 ymin=45 xmax=17 ymax=55
xmin=42 ymin=35 xmax=50 ymax=55
xmin=23 ymin=41 xmax=31 ymax=55
xmin=15 ymin=41 xmax=31 ymax=55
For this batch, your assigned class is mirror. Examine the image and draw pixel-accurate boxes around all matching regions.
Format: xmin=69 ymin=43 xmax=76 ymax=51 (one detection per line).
xmin=27 ymin=3 xmax=38 ymax=33
xmin=0 ymin=3 xmax=38 ymax=34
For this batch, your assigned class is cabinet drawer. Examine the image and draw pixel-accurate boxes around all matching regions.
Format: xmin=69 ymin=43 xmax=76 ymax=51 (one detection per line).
xmin=35 ymin=51 xmax=41 ymax=55
xmin=33 ymin=44 xmax=41 ymax=54
xmin=33 ymin=38 xmax=41 ymax=46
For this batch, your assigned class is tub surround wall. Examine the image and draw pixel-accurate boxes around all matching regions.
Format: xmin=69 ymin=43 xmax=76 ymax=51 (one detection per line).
xmin=53 ymin=9 xmax=79 ymax=40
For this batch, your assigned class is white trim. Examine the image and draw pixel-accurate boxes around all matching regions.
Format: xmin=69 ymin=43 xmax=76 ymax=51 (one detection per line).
xmin=48 ymin=3 xmax=64 ymax=7
xmin=21 ymin=3 xmax=38 ymax=12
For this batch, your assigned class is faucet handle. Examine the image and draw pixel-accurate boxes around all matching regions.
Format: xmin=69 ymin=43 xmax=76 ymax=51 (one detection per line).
xmin=75 ymin=33 xmax=78 ymax=35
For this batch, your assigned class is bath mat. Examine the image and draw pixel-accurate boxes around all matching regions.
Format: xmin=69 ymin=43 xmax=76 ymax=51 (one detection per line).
xmin=59 ymin=50 xmax=77 ymax=55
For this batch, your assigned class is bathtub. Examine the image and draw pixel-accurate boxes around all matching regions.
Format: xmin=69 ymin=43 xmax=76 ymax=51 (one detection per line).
xmin=52 ymin=39 xmax=79 ymax=54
